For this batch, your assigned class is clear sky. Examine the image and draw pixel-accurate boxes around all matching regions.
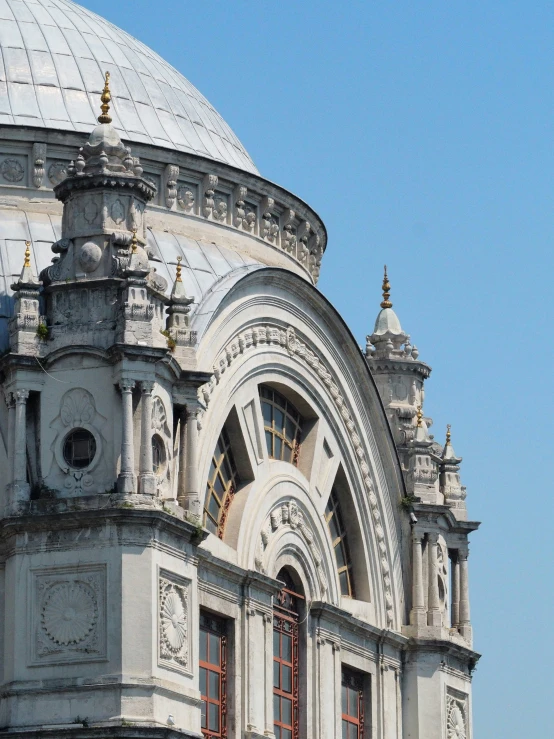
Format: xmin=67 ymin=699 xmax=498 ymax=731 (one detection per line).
xmin=82 ymin=1 xmax=553 ymax=735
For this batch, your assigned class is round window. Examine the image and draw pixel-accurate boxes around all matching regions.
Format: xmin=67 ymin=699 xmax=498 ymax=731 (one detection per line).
xmin=152 ymin=434 xmax=166 ymax=475
xmin=63 ymin=428 xmax=97 ymax=469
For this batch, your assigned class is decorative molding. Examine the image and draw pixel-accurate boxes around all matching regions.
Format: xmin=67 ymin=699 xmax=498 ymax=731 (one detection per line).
xmin=164 ymin=164 xmax=179 ymax=209
xmin=256 ymin=500 xmax=328 ymax=595
xmin=32 ymin=143 xmax=46 ymax=188
xmin=1 ymin=157 xmax=24 ymax=182
xmin=30 ymin=564 xmax=107 ymax=665
xmin=446 ymin=688 xmax=468 ymax=739
xmin=200 ymin=322 xmax=395 ymax=627
xmin=158 ymin=571 xmax=191 ymax=675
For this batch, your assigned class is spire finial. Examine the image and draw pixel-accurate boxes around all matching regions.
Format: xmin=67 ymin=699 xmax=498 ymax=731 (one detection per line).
xmin=175 ymin=256 xmax=182 ymax=283
xmin=98 ymin=71 xmax=112 ymax=124
xmin=446 ymin=424 xmax=451 ymax=446
xmin=131 ymin=228 xmax=138 ymax=253
xmin=23 ymin=241 xmax=31 ymax=268
xmin=380 ymin=264 xmax=392 ymax=309
xmin=416 ymin=405 xmax=423 ymax=428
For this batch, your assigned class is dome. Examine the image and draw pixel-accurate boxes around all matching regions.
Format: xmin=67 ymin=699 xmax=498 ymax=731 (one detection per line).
xmin=0 ymin=0 xmax=258 ymax=173
xmin=373 ymin=307 xmax=403 ymax=336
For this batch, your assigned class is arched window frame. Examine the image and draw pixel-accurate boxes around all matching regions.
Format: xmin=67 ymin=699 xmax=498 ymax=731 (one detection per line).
xmin=204 ymin=427 xmax=240 ymax=538
xmin=325 ymin=486 xmax=355 ymax=598
xmin=260 ymin=386 xmax=303 ymax=466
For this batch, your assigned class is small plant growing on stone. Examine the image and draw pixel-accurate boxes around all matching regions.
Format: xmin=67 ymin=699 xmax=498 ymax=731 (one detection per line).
xmin=36 ymin=322 xmax=49 ymax=340
xmin=399 ymin=494 xmax=418 ymax=511
xmin=160 ymin=328 xmax=176 ymax=352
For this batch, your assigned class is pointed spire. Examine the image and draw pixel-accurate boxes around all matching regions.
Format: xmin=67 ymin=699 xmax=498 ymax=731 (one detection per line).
xmin=175 ymin=256 xmax=182 ymax=282
xmin=380 ymin=265 xmax=392 ymax=309
xmin=98 ymin=71 xmax=112 ymax=124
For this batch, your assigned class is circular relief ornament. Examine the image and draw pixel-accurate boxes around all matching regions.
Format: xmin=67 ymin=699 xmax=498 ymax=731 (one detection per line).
xmin=160 ymin=585 xmax=187 ymax=653
xmin=48 ymin=161 xmax=68 ymax=185
xmin=447 ymin=702 xmax=466 ymax=739
xmin=79 ymin=241 xmax=103 ymax=273
xmin=1 ymin=158 xmax=24 ymax=182
xmin=41 ymin=582 xmax=97 ymax=646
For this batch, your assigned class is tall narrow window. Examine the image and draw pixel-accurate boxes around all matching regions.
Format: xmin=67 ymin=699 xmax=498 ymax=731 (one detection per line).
xmin=342 ymin=668 xmax=365 ymax=739
xmin=325 ymin=486 xmax=355 ymax=597
xmin=273 ymin=570 xmax=302 ymax=739
xmin=204 ymin=427 xmax=240 ymax=538
xmin=260 ymin=386 xmax=303 ymax=465
xmin=200 ymin=612 xmax=227 ymax=739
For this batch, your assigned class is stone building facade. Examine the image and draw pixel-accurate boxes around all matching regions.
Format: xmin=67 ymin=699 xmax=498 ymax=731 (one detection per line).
xmin=0 ymin=2 xmax=479 ymax=738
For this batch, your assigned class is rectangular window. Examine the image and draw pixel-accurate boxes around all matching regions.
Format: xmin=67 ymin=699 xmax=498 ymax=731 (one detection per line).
xmin=342 ymin=668 xmax=365 ymax=739
xmin=200 ymin=612 xmax=227 ymax=739
xmin=273 ymin=604 xmax=299 ymax=739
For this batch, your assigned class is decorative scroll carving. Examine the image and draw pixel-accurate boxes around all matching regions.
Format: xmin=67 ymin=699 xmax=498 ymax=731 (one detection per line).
xmin=164 ymin=164 xmax=179 ymax=209
xmin=203 ymin=174 xmax=218 ymax=218
xmin=32 ymin=143 xmax=46 ymax=188
xmin=201 ymin=323 xmax=395 ymax=627
xmin=159 ymin=573 xmax=190 ymax=673
xmin=31 ymin=565 xmax=106 ymax=664
xmin=446 ymin=690 xmax=467 ymax=739
xmin=1 ymin=158 xmax=24 ymax=182
xmin=256 ymin=500 xmax=328 ymax=594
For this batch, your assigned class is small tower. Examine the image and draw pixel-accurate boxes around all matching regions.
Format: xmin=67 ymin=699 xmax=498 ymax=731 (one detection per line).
xmin=8 ymin=242 xmax=44 ymax=356
xmin=440 ymin=424 xmax=467 ymax=520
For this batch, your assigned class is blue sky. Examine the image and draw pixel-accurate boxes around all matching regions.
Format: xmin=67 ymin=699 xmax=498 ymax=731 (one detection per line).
xmin=84 ymin=1 xmax=553 ymax=735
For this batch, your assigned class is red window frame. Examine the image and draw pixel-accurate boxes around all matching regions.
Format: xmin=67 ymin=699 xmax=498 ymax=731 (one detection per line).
xmin=273 ymin=576 xmax=303 ymax=739
xmin=200 ymin=612 xmax=227 ymax=739
xmin=341 ymin=668 xmax=365 ymax=739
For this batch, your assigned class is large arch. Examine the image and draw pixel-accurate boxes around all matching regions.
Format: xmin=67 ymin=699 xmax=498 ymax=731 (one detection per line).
xmin=192 ymin=268 xmax=410 ymax=630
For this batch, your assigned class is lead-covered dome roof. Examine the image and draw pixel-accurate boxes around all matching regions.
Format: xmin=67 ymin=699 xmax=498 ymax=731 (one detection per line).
xmin=0 ymin=0 xmax=258 ymax=173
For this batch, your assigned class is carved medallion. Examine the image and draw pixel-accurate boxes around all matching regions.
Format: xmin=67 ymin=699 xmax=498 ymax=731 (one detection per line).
xmin=1 ymin=158 xmax=24 ymax=182
xmin=111 ymin=199 xmax=125 ymax=224
xmin=447 ymin=694 xmax=467 ymax=739
xmin=42 ymin=582 xmax=97 ymax=646
xmin=48 ymin=161 xmax=68 ymax=185
xmin=79 ymin=241 xmax=102 ymax=273
xmin=159 ymin=573 xmax=190 ymax=673
xmin=84 ymin=201 xmax=99 ymax=225
xmin=177 ymin=185 xmax=195 ymax=212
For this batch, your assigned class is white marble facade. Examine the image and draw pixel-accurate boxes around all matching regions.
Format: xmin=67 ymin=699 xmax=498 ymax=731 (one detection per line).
xmin=0 ymin=2 xmax=479 ymax=738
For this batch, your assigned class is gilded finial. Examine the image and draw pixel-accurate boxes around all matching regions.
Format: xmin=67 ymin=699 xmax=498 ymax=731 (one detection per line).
xmin=380 ymin=264 xmax=392 ymax=309
xmin=98 ymin=71 xmax=112 ymax=124
xmin=23 ymin=241 xmax=31 ymax=268
xmin=416 ymin=405 xmax=423 ymax=428
xmin=446 ymin=424 xmax=451 ymax=446
xmin=131 ymin=228 xmax=138 ymax=253
xmin=175 ymin=256 xmax=182 ymax=282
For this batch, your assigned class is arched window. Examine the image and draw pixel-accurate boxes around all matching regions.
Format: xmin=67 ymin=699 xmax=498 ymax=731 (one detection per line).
xmin=325 ymin=486 xmax=355 ymax=597
xmin=273 ymin=569 xmax=303 ymax=739
xmin=204 ymin=427 xmax=240 ymax=538
xmin=260 ymin=386 xmax=303 ymax=465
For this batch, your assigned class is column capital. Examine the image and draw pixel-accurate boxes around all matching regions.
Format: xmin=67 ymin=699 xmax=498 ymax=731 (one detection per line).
xmin=412 ymin=530 xmax=425 ymax=544
xmin=458 ymin=545 xmax=469 ymax=561
xmin=427 ymin=531 xmax=439 ymax=544
xmin=15 ymin=388 xmax=30 ymax=403
xmin=119 ymin=378 xmax=136 ymax=393
xmin=140 ymin=380 xmax=155 ymax=394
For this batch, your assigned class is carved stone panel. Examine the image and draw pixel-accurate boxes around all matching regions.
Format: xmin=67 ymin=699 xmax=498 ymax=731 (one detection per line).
xmin=446 ymin=689 xmax=468 ymax=739
xmin=158 ymin=571 xmax=191 ymax=675
xmin=30 ymin=564 xmax=107 ymax=665
xmin=0 ymin=156 xmax=25 ymax=184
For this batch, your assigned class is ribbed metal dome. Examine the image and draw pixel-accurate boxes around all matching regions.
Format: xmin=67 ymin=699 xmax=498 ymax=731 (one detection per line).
xmin=0 ymin=0 xmax=258 ymax=173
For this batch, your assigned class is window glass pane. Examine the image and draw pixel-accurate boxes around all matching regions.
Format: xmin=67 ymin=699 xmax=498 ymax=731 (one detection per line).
xmin=281 ymin=697 xmax=292 ymax=726
xmin=261 ymin=385 xmax=272 ymax=400
xmin=209 ymin=669 xmax=220 ymax=700
xmin=209 ymin=633 xmax=220 ymax=666
xmin=329 ymin=515 xmax=340 ymax=543
xmin=282 ymin=729 xmax=292 ymax=739
xmin=208 ymin=701 xmax=220 ymax=732
xmin=335 ymin=542 xmax=346 ymax=568
xmin=262 ymin=401 xmax=273 ymax=426
xmin=209 ymin=460 xmax=217 ymax=483
xmin=273 ymin=629 xmax=280 ymax=655
xmin=349 ymin=688 xmax=359 ymax=717
xmin=199 ymin=666 xmax=207 ymax=697
xmin=340 ymin=570 xmax=350 ymax=595
xmin=285 ymin=416 xmax=296 ymax=442
xmin=342 ymin=683 xmax=348 ymax=714
xmin=282 ymin=634 xmax=292 ymax=662
xmin=265 ymin=430 xmax=273 ymax=456
xmin=282 ymin=664 xmax=292 ymax=692
xmin=275 ymin=727 xmax=281 ymax=739
xmin=284 ymin=443 xmax=293 ymax=463
xmin=200 ymin=631 xmax=208 ymax=662
xmin=274 ymin=407 xmax=285 ymax=433
xmin=201 ymin=699 xmax=207 ymax=728
xmin=274 ymin=659 xmax=280 ymax=688
xmin=214 ymin=474 xmax=225 ymax=496
xmin=342 ymin=720 xmax=348 ymax=739
xmin=274 ymin=435 xmax=283 ymax=460
xmin=208 ymin=494 xmax=220 ymax=519
xmin=274 ymin=693 xmax=280 ymax=721
xmin=205 ymin=516 xmax=217 ymax=534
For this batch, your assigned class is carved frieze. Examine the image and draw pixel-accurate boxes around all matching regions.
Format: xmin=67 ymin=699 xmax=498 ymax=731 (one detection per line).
xmin=158 ymin=571 xmax=191 ymax=674
xmin=30 ymin=564 xmax=107 ymax=665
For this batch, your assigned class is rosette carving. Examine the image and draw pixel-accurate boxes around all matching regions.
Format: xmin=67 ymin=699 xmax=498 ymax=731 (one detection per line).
xmin=41 ymin=582 xmax=97 ymax=645
xmin=159 ymin=575 xmax=189 ymax=671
